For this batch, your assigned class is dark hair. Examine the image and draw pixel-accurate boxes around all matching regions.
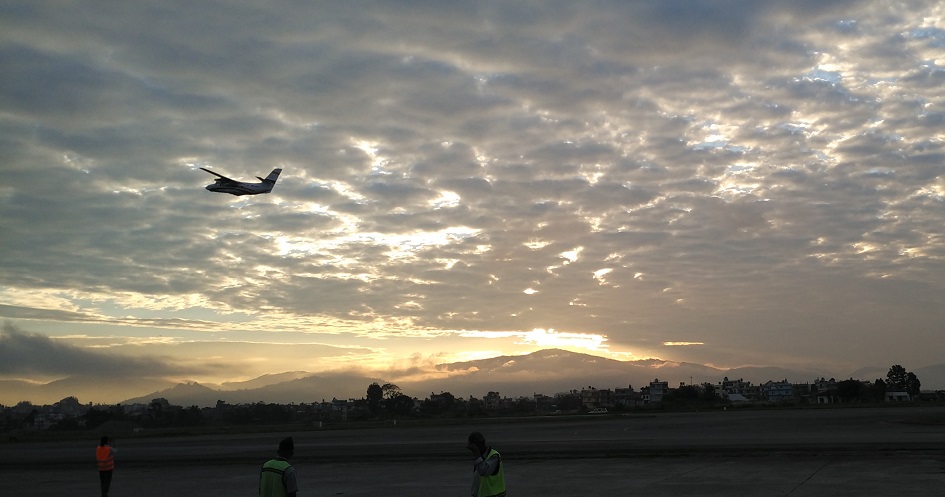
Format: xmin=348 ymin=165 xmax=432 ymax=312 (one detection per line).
xmin=278 ymin=436 xmax=294 ymax=455
xmin=467 ymin=431 xmax=486 ymax=449
xmin=100 ymin=435 xmax=109 ymax=446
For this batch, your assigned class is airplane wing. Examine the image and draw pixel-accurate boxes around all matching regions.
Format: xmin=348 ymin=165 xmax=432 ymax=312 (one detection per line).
xmin=200 ymin=167 xmax=239 ymax=184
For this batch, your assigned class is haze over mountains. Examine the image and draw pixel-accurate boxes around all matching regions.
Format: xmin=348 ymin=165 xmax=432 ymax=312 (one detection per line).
xmin=5 ymin=350 xmax=944 ymax=407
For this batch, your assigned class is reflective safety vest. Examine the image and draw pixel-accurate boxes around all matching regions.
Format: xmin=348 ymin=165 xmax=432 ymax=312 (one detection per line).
xmin=477 ymin=448 xmax=506 ymax=497
xmin=96 ymin=446 xmax=115 ymax=472
xmin=259 ymin=458 xmax=292 ymax=497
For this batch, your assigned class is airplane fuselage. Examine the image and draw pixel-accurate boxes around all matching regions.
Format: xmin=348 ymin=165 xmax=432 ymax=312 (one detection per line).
xmin=205 ymin=181 xmax=273 ymax=196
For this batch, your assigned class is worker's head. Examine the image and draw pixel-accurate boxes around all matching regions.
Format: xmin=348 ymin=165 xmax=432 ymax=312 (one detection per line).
xmin=278 ymin=436 xmax=295 ymax=458
xmin=467 ymin=431 xmax=486 ymax=453
xmin=100 ymin=435 xmax=110 ymax=446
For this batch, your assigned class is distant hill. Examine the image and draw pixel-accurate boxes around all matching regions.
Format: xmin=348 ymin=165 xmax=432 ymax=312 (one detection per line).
xmin=421 ymin=349 xmax=724 ymax=395
xmin=0 ymin=375 xmax=176 ymax=406
xmin=121 ymin=382 xmax=221 ymax=407
xmin=723 ymin=366 xmax=830 ymax=385
xmin=6 ymin=349 xmax=942 ymax=407
xmin=848 ymin=366 xmax=892 ymax=382
xmin=423 ymin=349 xmax=833 ymax=396
xmin=219 ymin=371 xmax=312 ymax=391
xmin=121 ymin=373 xmax=384 ymax=407
xmin=121 ymin=349 xmax=744 ymax=407
xmin=915 ymin=363 xmax=945 ymax=390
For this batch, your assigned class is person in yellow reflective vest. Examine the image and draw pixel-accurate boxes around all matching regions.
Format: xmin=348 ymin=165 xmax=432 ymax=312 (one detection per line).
xmin=260 ymin=436 xmax=298 ymax=497
xmin=95 ymin=435 xmax=117 ymax=497
xmin=467 ymin=431 xmax=506 ymax=497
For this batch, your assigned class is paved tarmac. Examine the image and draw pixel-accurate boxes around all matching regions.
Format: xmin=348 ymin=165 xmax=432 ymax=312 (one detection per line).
xmin=2 ymin=406 xmax=944 ymax=496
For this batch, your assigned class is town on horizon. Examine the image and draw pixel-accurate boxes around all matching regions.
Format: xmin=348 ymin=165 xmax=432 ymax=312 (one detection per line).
xmin=5 ymin=363 xmax=943 ymax=435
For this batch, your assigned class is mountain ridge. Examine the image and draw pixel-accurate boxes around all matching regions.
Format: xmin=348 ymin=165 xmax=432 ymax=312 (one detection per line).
xmin=4 ymin=349 xmax=943 ymax=406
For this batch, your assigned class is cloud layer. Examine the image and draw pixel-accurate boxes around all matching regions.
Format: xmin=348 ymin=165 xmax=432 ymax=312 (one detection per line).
xmin=0 ymin=323 xmax=195 ymax=378
xmin=2 ymin=1 xmax=944 ymax=394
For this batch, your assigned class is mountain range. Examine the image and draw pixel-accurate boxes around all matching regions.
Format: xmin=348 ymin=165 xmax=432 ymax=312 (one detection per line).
xmin=4 ymin=349 xmax=944 ymax=407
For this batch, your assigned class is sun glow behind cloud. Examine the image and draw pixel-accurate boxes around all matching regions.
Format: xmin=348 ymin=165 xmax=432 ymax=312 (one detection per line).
xmin=455 ymin=328 xmax=607 ymax=354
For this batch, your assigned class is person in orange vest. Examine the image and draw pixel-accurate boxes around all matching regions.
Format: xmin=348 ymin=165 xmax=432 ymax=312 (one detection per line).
xmin=259 ymin=436 xmax=298 ymax=497
xmin=467 ymin=431 xmax=506 ymax=497
xmin=95 ymin=435 xmax=117 ymax=497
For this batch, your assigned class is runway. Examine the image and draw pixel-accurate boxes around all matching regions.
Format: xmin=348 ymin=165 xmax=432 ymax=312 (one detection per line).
xmin=3 ymin=406 xmax=944 ymax=496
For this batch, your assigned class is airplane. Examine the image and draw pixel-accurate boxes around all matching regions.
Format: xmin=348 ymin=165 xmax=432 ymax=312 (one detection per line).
xmin=201 ymin=167 xmax=282 ymax=195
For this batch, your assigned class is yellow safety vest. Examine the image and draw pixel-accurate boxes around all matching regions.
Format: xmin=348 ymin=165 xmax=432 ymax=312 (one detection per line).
xmin=259 ymin=458 xmax=292 ymax=497
xmin=477 ymin=448 xmax=506 ymax=497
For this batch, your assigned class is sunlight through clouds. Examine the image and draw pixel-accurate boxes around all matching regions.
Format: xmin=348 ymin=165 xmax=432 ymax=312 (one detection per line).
xmin=519 ymin=328 xmax=607 ymax=351
xmin=429 ymin=190 xmax=461 ymax=210
xmin=455 ymin=328 xmax=608 ymax=354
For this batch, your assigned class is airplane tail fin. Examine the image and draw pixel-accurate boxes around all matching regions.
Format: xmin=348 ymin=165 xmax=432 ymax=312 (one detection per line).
xmin=261 ymin=168 xmax=282 ymax=184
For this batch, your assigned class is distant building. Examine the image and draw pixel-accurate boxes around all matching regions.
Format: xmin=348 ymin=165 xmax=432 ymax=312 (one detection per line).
xmin=885 ymin=391 xmax=911 ymax=402
xmin=483 ymin=391 xmax=501 ymax=411
xmin=718 ymin=377 xmax=758 ymax=401
xmin=761 ymin=380 xmax=794 ymax=403
xmin=580 ymin=387 xmax=614 ymax=409
xmin=614 ymin=386 xmax=643 ymax=407
xmin=645 ymin=379 xmax=669 ymax=404
xmin=725 ymin=393 xmax=749 ymax=403
xmin=811 ymin=378 xmax=839 ymax=404
xmin=532 ymin=393 xmax=555 ymax=411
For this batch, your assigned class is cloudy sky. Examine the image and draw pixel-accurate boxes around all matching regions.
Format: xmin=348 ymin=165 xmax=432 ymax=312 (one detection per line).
xmin=2 ymin=1 xmax=945 ymax=401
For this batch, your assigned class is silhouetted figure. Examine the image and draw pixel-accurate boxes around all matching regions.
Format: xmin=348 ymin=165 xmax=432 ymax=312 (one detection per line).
xmin=260 ymin=436 xmax=298 ymax=497
xmin=95 ymin=435 xmax=117 ymax=497
xmin=467 ymin=431 xmax=506 ymax=497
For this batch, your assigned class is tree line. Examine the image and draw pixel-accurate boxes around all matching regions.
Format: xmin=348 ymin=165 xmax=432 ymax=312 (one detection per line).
xmin=1 ymin=364 xmax=933 ymax=434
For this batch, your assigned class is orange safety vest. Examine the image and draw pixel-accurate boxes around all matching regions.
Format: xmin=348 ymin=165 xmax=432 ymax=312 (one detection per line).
xmin=96 ymin=446 xmax=115 ymax=471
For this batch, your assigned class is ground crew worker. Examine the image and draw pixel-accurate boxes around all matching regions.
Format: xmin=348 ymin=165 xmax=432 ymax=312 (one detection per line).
xmin=96 ymin=435 xmax=117 ymax=497
xmin=467 ymin=431 xmax=506 ymax=497
xmin=260 ymin=436 xmax=298 ymax=497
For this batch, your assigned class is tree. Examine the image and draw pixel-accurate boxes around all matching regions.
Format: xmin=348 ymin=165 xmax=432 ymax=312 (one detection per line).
xmin=83 ymin=407 xmax=112 ymax=429
xmin=869 ymin=379 xmax=887 ymax=403
xmin=366 ymin=382 xmax=383 ymax=415
xmin=177 ymin=405 xmax=204 ymax=426
xmin=673 ymin=385 xmax=700 ymax=401
xmin=465 ymin=396 xmax=486 ymax=417
xmin=381 ymin=383 xmax=402 ymax=400
xmin=905 ymin=372 xmax=921 ymax=397
xmin=886 ymin=365 xmax=908 ymax=390
xmin=837 ymin=379 xmax=862 ymax=403
xmin=886 ymin=365 xmax=921 ymax=398
xmin=420 ymin=391 xmax=456 ymax=417
xmin=702 ymin=383 xmax=717 ymax=401
xmin=386 ymin=394 xmax=415 ymax=417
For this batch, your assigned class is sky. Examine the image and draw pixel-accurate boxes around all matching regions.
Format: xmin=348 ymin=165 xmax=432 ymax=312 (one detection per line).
xmin=2 ymin=1 xmax=945 ymax=402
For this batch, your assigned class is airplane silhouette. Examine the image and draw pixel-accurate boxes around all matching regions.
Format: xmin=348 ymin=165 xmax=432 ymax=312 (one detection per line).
xmin=201 ymin=167 xmax=282 ymax=196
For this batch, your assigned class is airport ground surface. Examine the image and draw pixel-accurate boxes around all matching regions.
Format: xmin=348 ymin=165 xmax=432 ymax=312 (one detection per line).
xmin=3 ymin=406 xmax=944 ymax=496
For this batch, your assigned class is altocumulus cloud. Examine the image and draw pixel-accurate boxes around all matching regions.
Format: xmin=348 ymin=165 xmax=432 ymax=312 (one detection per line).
xmin=1 ymin=0 xmax=945 ymax=390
